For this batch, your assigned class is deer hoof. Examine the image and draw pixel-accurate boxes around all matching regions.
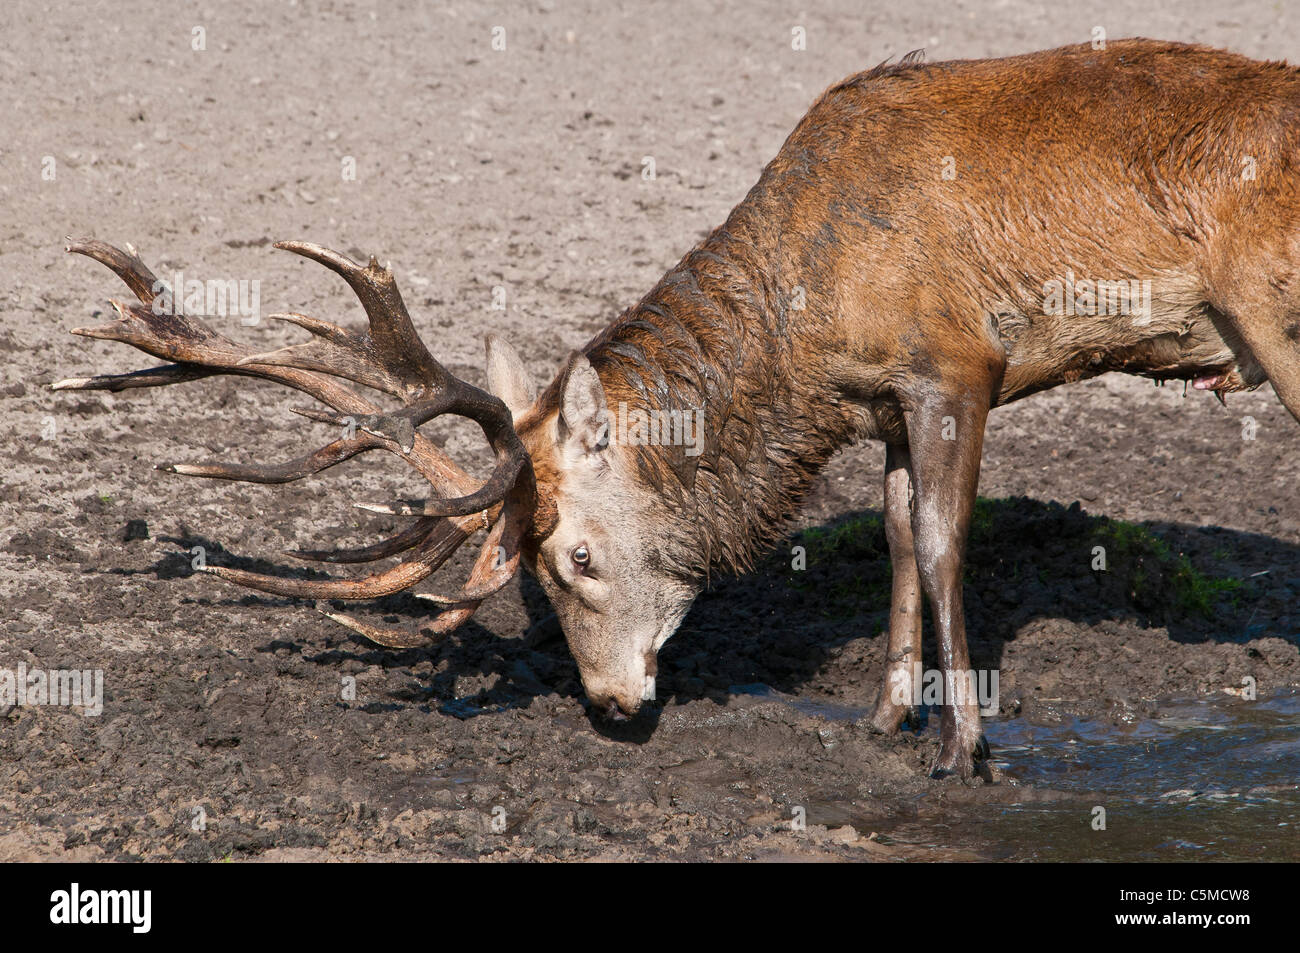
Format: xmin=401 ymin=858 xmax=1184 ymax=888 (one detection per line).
xmin=869 ymin=700 xmax=916 ymax=735
xmin=930 ymin=733 xmax=993 ymax=781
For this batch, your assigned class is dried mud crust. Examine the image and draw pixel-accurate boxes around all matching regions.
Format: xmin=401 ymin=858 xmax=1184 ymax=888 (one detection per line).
xmin=3 ymin=0 xmax=1300 ymax=861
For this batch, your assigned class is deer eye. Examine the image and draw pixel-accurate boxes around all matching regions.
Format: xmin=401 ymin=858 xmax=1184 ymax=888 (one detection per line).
xmin=571 ymin=545 xmax=590 ymax=569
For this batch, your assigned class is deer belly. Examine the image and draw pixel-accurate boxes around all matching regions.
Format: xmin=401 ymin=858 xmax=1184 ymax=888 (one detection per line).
xmin=995 ymin=299 xmax=1253 ymax=402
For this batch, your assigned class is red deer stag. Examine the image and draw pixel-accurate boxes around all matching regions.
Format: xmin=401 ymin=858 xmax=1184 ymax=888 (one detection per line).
xmin=55 ymin=40 xmax=1300 ymax=778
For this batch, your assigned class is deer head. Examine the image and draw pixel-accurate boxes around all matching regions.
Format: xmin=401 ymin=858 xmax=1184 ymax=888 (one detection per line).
xmin=55 ymin=240 xmax=699 ymax=720
xmin=485 ymin=338 xmax=701 ymax=718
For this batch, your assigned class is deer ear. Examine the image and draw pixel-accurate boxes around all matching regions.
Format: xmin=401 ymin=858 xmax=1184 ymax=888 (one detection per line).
xmin=485 ymin=333 xmax=536 ymax=421
xmin=558 ymin=351 xmax=610 ymax=454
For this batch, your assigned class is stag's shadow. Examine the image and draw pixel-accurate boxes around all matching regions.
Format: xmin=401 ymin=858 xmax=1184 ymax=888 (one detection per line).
xmin=661 ymin=497 xmax=1300 ymax=709
xmin=125 ymin=498 xmax=1300 ymax=736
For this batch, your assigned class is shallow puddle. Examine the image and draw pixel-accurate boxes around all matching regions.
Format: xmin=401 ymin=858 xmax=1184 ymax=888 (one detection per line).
xmin=973 ymin=689 xmax=1300 ymax=860
xmin=737 ymin=684 xmax=1300 ymax=861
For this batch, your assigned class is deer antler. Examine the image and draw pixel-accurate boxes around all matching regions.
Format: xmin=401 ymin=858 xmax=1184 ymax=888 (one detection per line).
xmin=53 ymin=238 xmax=544 ymax=649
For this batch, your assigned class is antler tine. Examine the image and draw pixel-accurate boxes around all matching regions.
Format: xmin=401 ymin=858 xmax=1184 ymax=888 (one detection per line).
xmin=203 ymin=513 xmax=473 ymax=601
xmin=52 ymin=364 xmax=219 ymax=393
xmin=316 ymin=606 xmax=460 ymax=650
xmin=157 ymin=432 xmax=382 ymax=484
xmin=65 ymin=238 xmax=160 ymax=305
xmin=62 ymin=296 xmax=365 ymax=414
xmin=289 ymin=516 xmax=438 ymax=564
xmin=272 ymin=240 xmax=454 ymax=397
xmin=320 ymin=590 xmax=486 ymax=649
xmin=234 ymin=313 xmax=414 ymax=398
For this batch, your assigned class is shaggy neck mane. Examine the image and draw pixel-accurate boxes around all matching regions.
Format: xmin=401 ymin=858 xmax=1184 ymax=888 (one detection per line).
xmin=577 ymin=208 xmax=862 ymax=580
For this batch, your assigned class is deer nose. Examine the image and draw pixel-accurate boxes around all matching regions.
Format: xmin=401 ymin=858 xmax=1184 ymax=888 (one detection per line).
xmin=604 ymin=699 xmax=632 ymax=721
xmin=590 ymin=691 xmax=641 ymax=720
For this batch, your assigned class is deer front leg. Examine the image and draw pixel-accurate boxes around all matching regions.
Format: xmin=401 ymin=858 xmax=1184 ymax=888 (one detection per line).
xmin=903 ymin=379 xmax=997 ymax=779
xmin=870 ymin=442 xmax=923 ymax=734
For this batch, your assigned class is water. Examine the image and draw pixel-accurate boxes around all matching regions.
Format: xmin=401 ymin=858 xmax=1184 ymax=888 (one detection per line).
xmin=737 ymin=684 xmax=1300 ymax=860
xmin=973 ymin=691 xmax=1300 ymax=861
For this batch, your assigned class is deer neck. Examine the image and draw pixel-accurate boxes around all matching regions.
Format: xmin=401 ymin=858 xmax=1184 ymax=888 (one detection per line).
xmin=585 ymin=219 xmax=863 ymax=579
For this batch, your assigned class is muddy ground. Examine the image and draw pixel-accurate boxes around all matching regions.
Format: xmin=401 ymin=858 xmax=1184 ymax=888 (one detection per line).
xmin=2 ymin=0 xmax=1299 ymax=861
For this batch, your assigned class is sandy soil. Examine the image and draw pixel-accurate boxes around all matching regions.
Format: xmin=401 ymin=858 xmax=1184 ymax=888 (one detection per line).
xmin=2 ymin=0 xmax=1299 ymax=861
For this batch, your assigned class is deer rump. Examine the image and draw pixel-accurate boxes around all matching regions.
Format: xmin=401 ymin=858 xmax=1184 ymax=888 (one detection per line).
xmin=54 ymin=39 xmax=1300 ymax=779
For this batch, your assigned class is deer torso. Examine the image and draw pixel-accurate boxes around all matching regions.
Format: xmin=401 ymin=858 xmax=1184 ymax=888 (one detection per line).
xmin=558 ymin=40 xmax=1300 ymax=575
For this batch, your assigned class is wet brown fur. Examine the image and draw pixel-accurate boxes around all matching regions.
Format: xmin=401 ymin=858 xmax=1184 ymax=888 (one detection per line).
xmin=523 ymin=39 xmax=1300 ymax=571
xmin=514 ymin=39 xmax=1300 ymax=773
